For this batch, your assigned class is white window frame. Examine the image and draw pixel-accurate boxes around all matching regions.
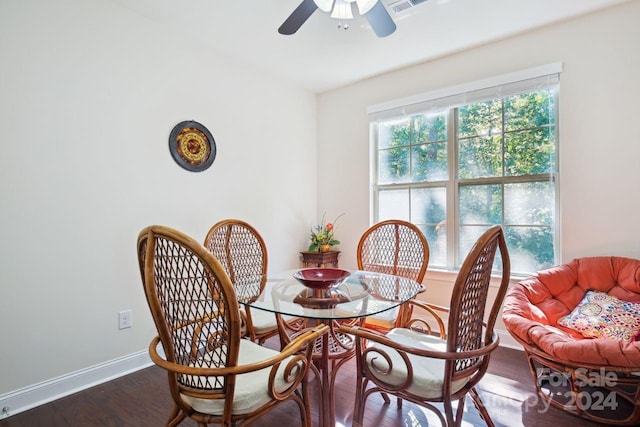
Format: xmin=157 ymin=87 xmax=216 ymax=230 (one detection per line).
xmin=368 ymin=63 xmax=562 ymax=275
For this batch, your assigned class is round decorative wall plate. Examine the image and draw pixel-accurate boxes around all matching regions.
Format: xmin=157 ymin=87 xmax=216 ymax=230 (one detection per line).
xmin=168 ymin=120 xmax=216 ymax=172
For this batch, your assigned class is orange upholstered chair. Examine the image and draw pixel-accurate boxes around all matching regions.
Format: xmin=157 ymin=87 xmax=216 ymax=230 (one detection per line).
xmin=503 ymin=256 xmax=640 ymax=425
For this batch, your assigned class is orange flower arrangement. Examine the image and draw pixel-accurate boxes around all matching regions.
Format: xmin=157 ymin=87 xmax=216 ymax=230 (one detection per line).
xmin=308 ymin=213 xmax=344 ymax=252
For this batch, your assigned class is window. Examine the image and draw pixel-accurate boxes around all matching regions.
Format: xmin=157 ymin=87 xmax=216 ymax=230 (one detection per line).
xmin=370 ymin=66 xmax=560 ymax=276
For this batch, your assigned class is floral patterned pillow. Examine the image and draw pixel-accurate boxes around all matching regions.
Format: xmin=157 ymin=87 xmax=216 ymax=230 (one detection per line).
xmin=558 ymin=290 xmax=640 ymax=342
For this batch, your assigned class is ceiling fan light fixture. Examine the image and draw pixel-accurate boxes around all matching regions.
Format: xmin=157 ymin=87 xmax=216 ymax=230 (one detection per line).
xmin=313 ymin=0 xmax=335 ymax=12
xmin=331 ymin=0 xmax=354 ymax=19
xmin=356 ymin=0 xmax=378 ymax=14
xmin=279 ymin=0 xmax=395 ymax=37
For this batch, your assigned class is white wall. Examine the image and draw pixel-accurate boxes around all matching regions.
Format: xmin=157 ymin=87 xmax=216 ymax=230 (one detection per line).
xmin=0 ymin=0 xmax=317 ymax=397
xmin=317 ymin=2 xmax=640 ymax=338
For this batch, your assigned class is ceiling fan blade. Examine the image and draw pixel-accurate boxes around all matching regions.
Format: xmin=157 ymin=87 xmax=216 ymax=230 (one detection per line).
xmin=278 ymin=0 xmax=319 ymax=35
xmin=364 ymin=1 xmax=396 ymax=38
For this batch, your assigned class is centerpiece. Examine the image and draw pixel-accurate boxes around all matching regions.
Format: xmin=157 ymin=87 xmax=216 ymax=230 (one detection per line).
xmin=293 ymin=268 xmax=351 ymax=289
xmin=308 ymin=213 xmax=344 ymax=252
xmin=292 ymin=267 xmax=352 ymax=308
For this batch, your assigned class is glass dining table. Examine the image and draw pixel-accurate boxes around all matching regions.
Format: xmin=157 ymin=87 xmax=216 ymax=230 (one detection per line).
xmin=235 ymin=269 xmax=423 ymax=427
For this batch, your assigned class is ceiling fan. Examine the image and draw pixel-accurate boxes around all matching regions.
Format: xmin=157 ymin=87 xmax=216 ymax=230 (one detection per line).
xmin=279 ymin=0 xmax=396 ymax=38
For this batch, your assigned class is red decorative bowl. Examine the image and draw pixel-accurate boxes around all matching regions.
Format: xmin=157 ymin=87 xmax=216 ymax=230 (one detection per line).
xmin=293 ymin=268 xmax=351 ymax=289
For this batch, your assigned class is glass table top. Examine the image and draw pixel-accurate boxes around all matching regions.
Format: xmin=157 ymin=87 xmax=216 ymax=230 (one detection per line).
xmin=236 ymin=269 xmax=423 ymax=320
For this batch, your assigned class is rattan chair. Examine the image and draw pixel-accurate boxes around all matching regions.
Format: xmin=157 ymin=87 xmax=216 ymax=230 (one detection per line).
xmin=204 ymin=219 xmax=302 ymax=345
xmin=341 ymin=225 xmax=511 ymax=427
xmin=137 ymin=225 xmax=328 ymax=427
xmin=357 ymin=219 xmax=429 ymax=330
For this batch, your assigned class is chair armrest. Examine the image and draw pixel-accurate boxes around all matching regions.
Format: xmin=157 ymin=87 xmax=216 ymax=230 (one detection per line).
xmin=280 ymin=324 xmax=329 ymax=356
xmin=402 ymin=300 xmax=448 ymax=339
xmin=339 ymin=324 xmax=499 ymax=361
xmin=412 ymin=300 xmax=449 ymax=314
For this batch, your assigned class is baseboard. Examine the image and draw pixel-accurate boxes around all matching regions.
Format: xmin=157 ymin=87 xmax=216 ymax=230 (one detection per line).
xmin=497 ymin=328 xmax=524 ymax=351
xmin=0 ymin=350 xmax=152 ymax=420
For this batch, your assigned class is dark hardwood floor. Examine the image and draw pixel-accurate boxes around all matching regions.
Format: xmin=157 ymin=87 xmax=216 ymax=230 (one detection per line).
xmin=0 ymin=343 xmax=607 ymax=427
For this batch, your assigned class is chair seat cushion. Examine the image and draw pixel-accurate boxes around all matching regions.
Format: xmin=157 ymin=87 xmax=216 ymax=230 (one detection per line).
xmin=364 ymin=307 xmax=398 ymax=330
xmin=365 ymin=328 xmax=467 ymax=399
xmin=180 ymin=339 xmax=298 ymax=415
xmin=248 ymin=308 xmax=296 ymax=335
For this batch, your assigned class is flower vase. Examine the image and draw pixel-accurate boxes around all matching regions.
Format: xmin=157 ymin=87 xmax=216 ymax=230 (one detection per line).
xmin=320 ymin=244 xmax=331 ymax=253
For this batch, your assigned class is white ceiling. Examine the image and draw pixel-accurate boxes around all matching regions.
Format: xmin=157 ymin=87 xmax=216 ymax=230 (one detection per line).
xmin=111 ymin=0 xmax=629 ymax=93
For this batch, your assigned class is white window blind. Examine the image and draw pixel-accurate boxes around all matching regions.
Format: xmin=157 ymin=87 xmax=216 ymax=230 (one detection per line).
xmin=367 ymin=62 xmax=562 ymax=121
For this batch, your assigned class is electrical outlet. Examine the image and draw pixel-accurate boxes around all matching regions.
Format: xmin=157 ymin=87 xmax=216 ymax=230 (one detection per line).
xmin=119 ymin=309 xmax=132 ymax=329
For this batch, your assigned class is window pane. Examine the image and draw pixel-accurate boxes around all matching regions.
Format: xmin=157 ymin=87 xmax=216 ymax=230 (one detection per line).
xmin=378 ymin=147 xmax=410 ymax=184
xmin=505 ymin=226 xmax=555 ymax=274
xmin=378 ymin=118 xmax=410 ymax=149
xmin=505 ymin=182 xmax=554 ymax=226
xmin=505 ymin=91 xmax=555 ymax=131
xmin=459 ymin=184 xmax=503 ymax=225
xmin=378 ymin=189 xmax=409 ymax=221
xmin=505 ymin=128 xmax=556 ymax=176
xmin=458 ymin=136 xmax=502 ymax=179
xmin=413 ymin=113 xmax=447 ymax=143
xmin=458 ymin=225 xmax=490 ymax=263
xmin=418 ymin=224 xmax=446 ymax=267
xmin=412 ymin=143 xmax=447 ymax=181
xmin=412 ymin=187 xmax=447 ymax=267
xmin=458 ymin=100 xmax=502 ymax=138
xmin=459 ymin=225 xmax=507 ymax=272
xmin=411 ymin=187 xmax=446 ymax=224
